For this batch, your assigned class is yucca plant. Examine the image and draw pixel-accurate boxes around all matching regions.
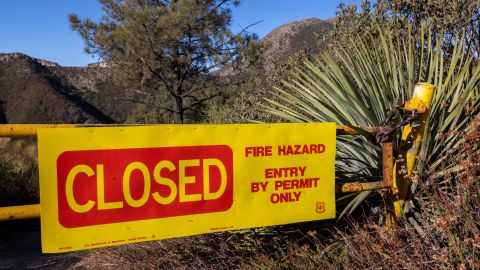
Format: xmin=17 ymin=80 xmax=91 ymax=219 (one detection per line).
xmin=263 ymin=25 xmax=480 ymax=217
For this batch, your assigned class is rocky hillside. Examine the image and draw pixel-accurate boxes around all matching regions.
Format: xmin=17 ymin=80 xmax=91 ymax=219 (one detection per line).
xmin=215 ymin=18 xmax=332 ymax=77
xmin=262 ymin=18 xmax=332 ymax=72
xmin=0 ymin=53 xmax=134 ymax=124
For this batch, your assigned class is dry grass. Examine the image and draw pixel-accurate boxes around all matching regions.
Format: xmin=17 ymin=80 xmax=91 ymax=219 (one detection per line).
xmin=0 ymin=138 xmax=10 ymax=148
xmin=70 ymin=231 xmax=284 ymax=270
xmin=0 ymin=138 xmax=39 ymax=206
xmin=243 ymin=179 xmax=479 ymax=269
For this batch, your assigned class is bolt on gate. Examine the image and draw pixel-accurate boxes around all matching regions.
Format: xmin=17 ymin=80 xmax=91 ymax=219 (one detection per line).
xmin=0 ymin=83 xmax=435 ymax=227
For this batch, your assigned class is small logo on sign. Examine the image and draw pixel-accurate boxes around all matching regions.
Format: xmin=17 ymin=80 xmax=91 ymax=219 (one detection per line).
xmin=316 ymin=202 xmax=325 ymax=214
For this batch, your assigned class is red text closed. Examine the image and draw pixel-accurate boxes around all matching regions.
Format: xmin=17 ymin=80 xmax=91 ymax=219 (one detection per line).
xmin=56 ymin=145 xmax=233 ymax=228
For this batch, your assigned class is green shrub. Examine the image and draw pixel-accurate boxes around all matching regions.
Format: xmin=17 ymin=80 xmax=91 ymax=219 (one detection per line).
xmin=264 ymin=25 xmax=480 ymax=217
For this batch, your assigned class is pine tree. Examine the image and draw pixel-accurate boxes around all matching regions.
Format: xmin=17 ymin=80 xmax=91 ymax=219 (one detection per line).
xmin=70 ymin=0 xmax=257 ymax=123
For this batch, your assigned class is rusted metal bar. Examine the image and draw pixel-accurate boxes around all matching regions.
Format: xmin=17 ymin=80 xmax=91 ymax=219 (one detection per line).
xmin=336 ymin=125 xmax=380 ymax=135
xmin=0 ymin=204 xmax=40 ymax=221
xmin=336 ymin=141 xmax=394 ymax=193
xmin=382 ymin=142 xmax=393 ymax=187
xmin=336 ymin=181 xmax=390 ymax=193
xmin=0 ymin=124 xmax=380 ymax=137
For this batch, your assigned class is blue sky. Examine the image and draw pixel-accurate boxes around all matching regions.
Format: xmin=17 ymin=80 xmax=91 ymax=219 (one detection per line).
xmin=0 ymin=0 xmax=362 ymax=66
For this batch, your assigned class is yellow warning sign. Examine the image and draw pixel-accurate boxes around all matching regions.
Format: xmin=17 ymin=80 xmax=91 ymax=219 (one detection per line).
xmin=38 ymin=123 xmax=336 ymax=253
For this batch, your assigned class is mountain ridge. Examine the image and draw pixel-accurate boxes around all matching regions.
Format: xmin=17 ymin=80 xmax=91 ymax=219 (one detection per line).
xmin=0 ymin=54 xmax=133 ymax=124
xmin=0 ymin=18 xmax=333 ymax=124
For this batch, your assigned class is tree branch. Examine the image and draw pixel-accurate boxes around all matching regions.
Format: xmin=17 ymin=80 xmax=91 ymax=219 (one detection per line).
xmin=184 ymin=93 xmax=223 ymax=111
xmin=114 ymin=97 xmax=177 ymax=113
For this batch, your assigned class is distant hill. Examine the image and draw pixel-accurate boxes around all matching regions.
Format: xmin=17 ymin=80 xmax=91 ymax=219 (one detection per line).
xmin=262 ymin=18 xmax=332 ymax=71
xmin=218 ymin=18 xmax=332 ymax=76
xmin=0 ymin=53 xmax=134 ymax=124
xmin=0 ymin=18 xmax=332 ymax=124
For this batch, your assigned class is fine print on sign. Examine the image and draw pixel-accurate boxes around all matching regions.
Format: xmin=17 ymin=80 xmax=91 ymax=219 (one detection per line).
xmin=38 ymin=123 xmax=336 ymax=253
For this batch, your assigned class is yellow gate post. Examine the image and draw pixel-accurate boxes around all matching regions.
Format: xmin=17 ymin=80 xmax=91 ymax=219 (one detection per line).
xmin=386 ymin=83 xmax=435 ymax=226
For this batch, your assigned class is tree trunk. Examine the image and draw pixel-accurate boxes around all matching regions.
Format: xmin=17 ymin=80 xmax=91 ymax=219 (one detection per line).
xmin=172 ymin=95 xmax=184 ymax=124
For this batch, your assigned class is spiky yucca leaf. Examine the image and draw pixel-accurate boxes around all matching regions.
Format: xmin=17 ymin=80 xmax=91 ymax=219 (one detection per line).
xmin=264 ymin=26 xmax=480 ymax=218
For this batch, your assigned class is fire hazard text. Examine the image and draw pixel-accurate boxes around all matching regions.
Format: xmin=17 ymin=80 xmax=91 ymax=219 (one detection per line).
xmin=246 ymin=143 xmax=327 ymax=205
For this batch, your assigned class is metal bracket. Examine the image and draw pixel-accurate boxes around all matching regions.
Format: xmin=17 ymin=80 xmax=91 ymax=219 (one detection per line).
xmin=336 ymin=142 xmax=393 ymax=193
